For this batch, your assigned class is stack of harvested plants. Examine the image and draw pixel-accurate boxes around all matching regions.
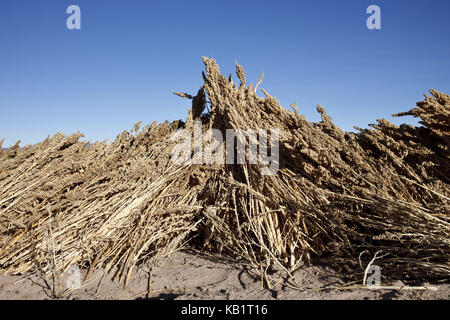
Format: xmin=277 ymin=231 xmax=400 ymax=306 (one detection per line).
xmin=0 ymin=57 xmax=448 ymax=288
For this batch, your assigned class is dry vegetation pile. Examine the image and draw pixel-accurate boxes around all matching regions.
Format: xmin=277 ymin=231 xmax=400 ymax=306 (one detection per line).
xmin=0 ymin=58 xmax=448 ymax=288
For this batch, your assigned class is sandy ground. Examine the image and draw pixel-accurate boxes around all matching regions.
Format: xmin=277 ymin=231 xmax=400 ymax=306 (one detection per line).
xmin=0 ymin=251 xmax=448 ymax=300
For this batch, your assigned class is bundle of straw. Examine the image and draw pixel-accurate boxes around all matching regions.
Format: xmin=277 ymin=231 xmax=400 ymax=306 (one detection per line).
xmin=0 ymin=58 xmax=448 ymax=287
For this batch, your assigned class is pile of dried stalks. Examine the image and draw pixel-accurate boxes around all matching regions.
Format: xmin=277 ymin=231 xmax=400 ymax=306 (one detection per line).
xmin=0 ymin=122 xmax=206 ymax=287
xmin=0 ymin=58 xmax=448 ymax=288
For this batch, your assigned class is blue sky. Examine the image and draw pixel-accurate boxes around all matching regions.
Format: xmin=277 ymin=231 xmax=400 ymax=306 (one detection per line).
xmin=1 ymin=0 xmax=449 ymax=147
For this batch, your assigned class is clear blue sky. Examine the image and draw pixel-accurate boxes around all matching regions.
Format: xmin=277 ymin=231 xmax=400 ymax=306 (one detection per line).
xmin=1 ymin=0 xmax=449 ymax=147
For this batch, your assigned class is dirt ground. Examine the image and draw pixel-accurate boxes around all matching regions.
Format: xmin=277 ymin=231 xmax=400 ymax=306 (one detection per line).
xmin=0 ymin=251 xmax=448 ymax=300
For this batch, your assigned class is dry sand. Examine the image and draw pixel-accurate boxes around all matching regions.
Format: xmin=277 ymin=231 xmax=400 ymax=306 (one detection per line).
xmin=0 ymin=252 xmax=447 ymax=300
